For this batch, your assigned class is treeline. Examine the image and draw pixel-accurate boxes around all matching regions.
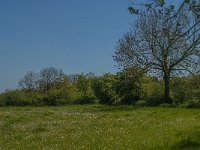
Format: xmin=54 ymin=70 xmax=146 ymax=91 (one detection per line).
xmin=0 ymin=67 xmax=199 ymax=107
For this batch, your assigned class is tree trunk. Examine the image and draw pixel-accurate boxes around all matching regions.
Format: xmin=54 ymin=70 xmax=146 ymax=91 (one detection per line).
xmin=163 ymin=73 xmax=172 ymax=104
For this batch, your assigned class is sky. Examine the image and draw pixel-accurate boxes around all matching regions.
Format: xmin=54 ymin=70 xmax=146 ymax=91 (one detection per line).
xmin=0 ymin=0 xmax=133 ymax=92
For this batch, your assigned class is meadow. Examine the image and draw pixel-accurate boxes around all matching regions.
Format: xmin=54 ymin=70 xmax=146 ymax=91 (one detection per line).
xmin=1 ymin=105 xmax=200 ymax=150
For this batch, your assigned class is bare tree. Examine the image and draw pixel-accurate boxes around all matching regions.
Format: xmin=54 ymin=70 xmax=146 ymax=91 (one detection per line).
xmin=114 ymin=2 xmax=200 ymax=103
xmin=18 ymin=71 xmax=38 ymax=91
xmin=38 ymin=67 xmax=65 ymax=92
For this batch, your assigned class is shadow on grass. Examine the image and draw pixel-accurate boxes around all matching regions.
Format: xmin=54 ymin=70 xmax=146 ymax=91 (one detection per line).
xmin=171 ymin=130 xmax=200 ymax=150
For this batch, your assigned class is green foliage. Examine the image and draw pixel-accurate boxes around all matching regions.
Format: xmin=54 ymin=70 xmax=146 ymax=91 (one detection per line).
xmin=181 ymin=99 xmax=200 ymax=108
xmin=92 ymin=74 xmax=120 ymax=105
xmin=135 ymin=100 xmax=147 ymax=107
xmin=157 ymin=0 xmax=165 ymax=6
xmin=171 ymin=75 xmax=200 ymax=104
xmin=47 ymin=78 xmax=79 ymax=104
xmin=169 ymin=5 xmax=175 ymax=11
xmin=116 ymin=67 xmax=143 ymax=104
xmin=159 ymin=103 xmax=176 ymax=108
xmin=0 ymin=86 xmax=75 ymax=106
xmin=145 ymin=95 xmax=164 ymax=106
xmin=141 ymin=76 xmax=164 ymax=106
xmin=73 ymin=96 xmax=97 ymax=105
xmin=1 ymin=67 xmax=200 ymax=107
xmin=188 ymin=75 xmax=200 ymax=99
xmin=128 ymin=7 xmax=139 ymax=14
xmin=74 ymin=73 xmax=96 ymax=99
xmin=0 ymin=72 xmax=99 ymax=106
xmin=75 ymin=74 xmax=90 ymax=95
xmin=171 ymin=77 xmax=190 ymax=104
xmin=0 ymin=90 xmax=28 ymax=106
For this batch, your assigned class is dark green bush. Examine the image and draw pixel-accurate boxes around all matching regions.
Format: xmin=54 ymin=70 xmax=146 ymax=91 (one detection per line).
xmin=92 ymin=74 xmax=120 ymax=105
xmin=159 ymin=103 xmax=176 ymax=108
xmin=141 ymin=76 xmax=164 ymax=106
xmin=1 ymin=71 xmax=199 ymax=107
xmin=146 ymin=96 xmax=163 ymax=106
xmin=73 ymin=96 xmax=97 ymax=105
xmin=0 ymin=90 xmax=30 ymax=106
xmin=135 ymin=100 xmax=147 ymax=107
xmin=39 ymin=98 xmax=68 ymax=106
xmin=171 ymin=77 xmax=190 ymax=104
xmin=145 ymin=89 xmax=164 ymax=106
xmin=181 ymin=99 xmax=200 ymax=108
xmin=116 ymin=67 xmax=143 ymax=105
xmin=171 ymin=76 xmax=200 ymax=104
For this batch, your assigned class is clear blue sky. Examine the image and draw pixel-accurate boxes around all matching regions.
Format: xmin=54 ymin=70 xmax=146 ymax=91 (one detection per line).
xmin=0 ymin=0 xmax=133 ymax=92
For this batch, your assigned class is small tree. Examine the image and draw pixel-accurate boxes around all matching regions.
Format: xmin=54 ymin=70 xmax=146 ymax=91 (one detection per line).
xmin=114 ymin=1 xmax=200 ymax=103
xmin=75 ymin=73 xmax=96 ymax=97
xmin=38 ymin=67 xmax=65 ymax=92
xmin=18 ymin=71 xmax=38 ymax=91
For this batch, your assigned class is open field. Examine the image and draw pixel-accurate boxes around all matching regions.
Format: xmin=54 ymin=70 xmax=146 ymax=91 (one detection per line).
xmin=1 ymin=105 xmax=200 ymax=149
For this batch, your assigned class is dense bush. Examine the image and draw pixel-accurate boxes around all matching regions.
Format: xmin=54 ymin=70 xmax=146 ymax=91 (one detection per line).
xmin=73 ymin=96 xmax=97 ymax=105
xmin=141 ymin=77 xmax=164 ymax=106
xmin=171 ymin=76 xmax=200 ymax=104
xmin=0 ymin=68 xmax=199 ymax=107
xmin=0 ymin=90 xmax=27 ymax=106
xmin=0 ymin=73 xmax=97 ymax=106
xmin=170 ymin=77 xmax=190 ymax=104
xmin=181 ymin=99 xmax=200 ymax=108
xmin=0 ymin=90 xmax=42 ymax=106
xmin=92 ymin=74 xmax=120 ymax=105
xmin=159 ymin=103 xmax=176 ymax=108
xmin=135 ymin=100 xmax=147 ymax=107
xmin=116 ymin=67 xmax=143 ymax=105
xmin=74 ymin=73 xmax=97 ymax=103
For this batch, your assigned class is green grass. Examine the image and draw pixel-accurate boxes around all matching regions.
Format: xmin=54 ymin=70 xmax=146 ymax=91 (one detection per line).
xmin=1 ymin=105 xmax=200 ymax=149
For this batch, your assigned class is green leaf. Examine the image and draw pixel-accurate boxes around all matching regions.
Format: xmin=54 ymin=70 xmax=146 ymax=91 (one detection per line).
xmin=128 ymin=7 xmax=139 ymax=14
xmin=170 ymin=5 xmax=175 ymax=11
xmin=158 ymin=0 xmax=165 ymax=6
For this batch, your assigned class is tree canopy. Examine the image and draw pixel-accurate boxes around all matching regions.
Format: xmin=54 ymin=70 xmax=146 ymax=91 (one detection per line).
xmin=114 ymin=0 xmax=200 ymax=103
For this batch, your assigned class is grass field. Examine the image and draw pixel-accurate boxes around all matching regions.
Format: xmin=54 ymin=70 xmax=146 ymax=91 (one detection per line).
xmin=1 ymin=105 xmax=200 ymax=150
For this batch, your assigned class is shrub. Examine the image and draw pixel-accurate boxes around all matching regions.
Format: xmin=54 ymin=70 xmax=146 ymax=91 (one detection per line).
xmin=170 ymin=77 xmax=190 ymax=104
xmin=145 ymin=88 xmax=164 ymax=106
xmin=159 ymin=103 xmax=176 ymax=108
xmin=146 ymin=96 xmax=164 ymax=106
xmin=0 ymin=90 xmax=30 ymax=106
xmin=73 ymin=96 xmax=97 ymax=105
xmin=181 ymin=99 xmax=200 ymax=108
xmin=135 ymin=100 xmax=147 ymax=107
xmin=92 ymin=74 xmax=120 ymax=105
xmin=39 ymin=97 xmax=68 ymax=106
xmin=171 ymin=76 xmax=200 ymax=104
xmin=116 ymin=67 xmax=143 ymax=105
xmin=141 ymin=77 xmax=164 ymax=106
